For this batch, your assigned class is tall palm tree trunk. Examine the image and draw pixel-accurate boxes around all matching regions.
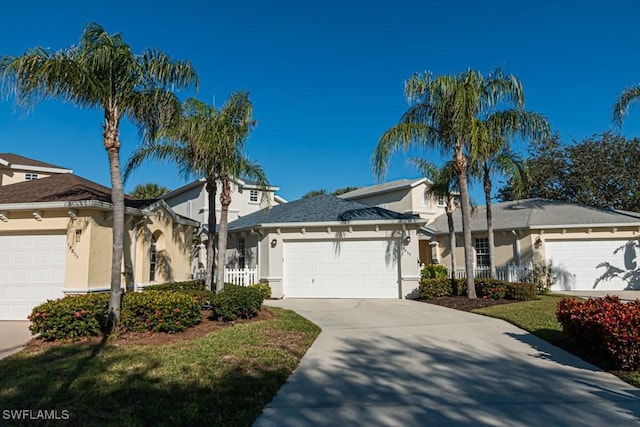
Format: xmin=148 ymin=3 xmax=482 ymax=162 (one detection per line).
xmin=446 ymin=200 xmax=457 ymax=281
xmin=205 ymin=179 xmax=217 ymax=291
xmin=484 ymin=164 xmax=496 ymax=279
xmin=104 ymin=112 xmax=124 ymax=325
xmin=453 ymin=148 xmax=477 ymax=298
xmin=216 ymin=175 xmax=232 ymax=293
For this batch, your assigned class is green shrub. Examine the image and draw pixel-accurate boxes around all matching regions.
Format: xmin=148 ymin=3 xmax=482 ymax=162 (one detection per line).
xmin=189 ymin=290 xmax=216 ymax=309
xmin=533 ymin=262 xmax=556 ymax=295
xmin=29 ymin=294 xmax=109 ymax=341
xmin=211 ymin=285 xmax=264 ymax=321
xmin=121 ymin=291 xmax=202 ymax=334
xmin=452 ymin=279 xmax=467 ymax=296
xmin=505 ymin=282 xmax=536 ymax=300
xmin=418 ymin=278 xmax=453 ymax=299
xmin=145 ymin=280 xmax=205 ymax=292
xmin=249 ymin=283 xmax=272 ymax=299
xmin=421 ymin=264 xmax=448 ymax=280
xmin=475 ymin=279 xmax=507 ymax=300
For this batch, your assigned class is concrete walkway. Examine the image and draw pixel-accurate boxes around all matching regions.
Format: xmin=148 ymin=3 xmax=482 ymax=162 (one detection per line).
xmin=0 ymin=321 xmax=31 ymax=359
xmin=256 ymin=299 xmax=640 ymax=426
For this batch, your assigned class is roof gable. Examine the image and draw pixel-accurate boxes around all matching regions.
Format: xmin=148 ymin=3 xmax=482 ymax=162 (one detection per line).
xmin=339 ymin=178 xmax=428 ymax=200
xmin=228 ymin=194 xmax=421 ymax=230
xmin=0 ymin=153 xmax=72 ymax=173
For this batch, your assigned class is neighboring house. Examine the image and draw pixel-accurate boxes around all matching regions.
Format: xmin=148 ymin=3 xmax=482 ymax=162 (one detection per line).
xmin=339 ymin=178 xmax=452 ymax=264
xmin=425 ymin=198 xmax=640 ymax=292
xmin=0 ymin=153 xmax=73 ymax=186
xmin=226 ymin=194 xmax=426 ymax=299
xmin=162 ymin=176 xmax=285 ymax=271
xmin=0 ymin=173 xmax=198 ymax=320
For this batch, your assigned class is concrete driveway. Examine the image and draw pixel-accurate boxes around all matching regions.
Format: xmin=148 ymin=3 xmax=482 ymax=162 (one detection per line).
xmin=256 ymin=299 xmax=640 ymax=426
xmin=0 ymin=321 xmax=32 ymax=359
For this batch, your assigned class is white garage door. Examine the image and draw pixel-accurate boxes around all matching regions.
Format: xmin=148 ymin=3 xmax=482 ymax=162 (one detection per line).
xmin=284 ymin=239 xmax=400 ymax=298
xmin=0 ymin=234 xmax=66 ymax=320
xmin=545 ymin=239 xmax=639 ymax=291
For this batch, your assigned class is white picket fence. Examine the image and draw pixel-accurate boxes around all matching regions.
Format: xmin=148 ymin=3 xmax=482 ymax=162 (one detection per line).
xmin=193 ymin=267 xmax=257 ymax=287
xmin=450 ymin=263 xmax=533 ymax=282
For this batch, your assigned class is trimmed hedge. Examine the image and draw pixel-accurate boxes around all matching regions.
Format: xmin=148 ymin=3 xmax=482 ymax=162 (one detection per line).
xmin=249 ymin=283 xmax=272 ymax=299
xmin=211 ymin=284 xmax=265 ymax=321
xmin=29 ymin=293 xmax=109 ymax=340
xmin=418 ymin=278 xmax=535 ymax=301
xmin=557 ymin=296 xmax=640 ymax=370
xmin=144 ymin=280 xmax=205 ymax=292
xmin=120 ymin=291 xmax=202 ymax=334
xmin=421 ymin=264 xmax=448 ymax=280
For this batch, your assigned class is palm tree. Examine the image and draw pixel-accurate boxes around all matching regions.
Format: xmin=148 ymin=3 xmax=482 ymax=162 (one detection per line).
xmin=373 ymin=69 xmax=528 ymax=298
xmin=614 ymin=84 xmax=640 ymax=126
xmin=125 ymin=92 xmax=268 ymax=292
xmin=410 ymin=158 xmax=459 ymax=280
xmin=472 ymin=111 xmax=549 ymax=277
xmin=131 ymin=182 xmax=169 ymax=199
xmin=0 ymin=22 xmax=198 ymax=324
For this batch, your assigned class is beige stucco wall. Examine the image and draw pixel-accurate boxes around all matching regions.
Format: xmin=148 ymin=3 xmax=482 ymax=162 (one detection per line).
xmin=0 ymin=205 xmax=195 ymax=293
xmin=232 ymin=223 xmax=423 ymax=299
xmin=0 ymin=170 xmax=53 ymax=186
xmin=432 ymin=226 xmax=640 ymax=270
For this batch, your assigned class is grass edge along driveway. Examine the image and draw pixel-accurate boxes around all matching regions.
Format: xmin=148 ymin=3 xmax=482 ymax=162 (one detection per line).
xmin=473 ymin=295 xmax=640 ymax=388
xmin=0 ymin=306 xmax=321 ymax=427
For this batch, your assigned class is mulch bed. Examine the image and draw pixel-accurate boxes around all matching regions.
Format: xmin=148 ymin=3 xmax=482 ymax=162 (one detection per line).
xmin=420 ymin=296 xmax=521 ymax=312
xmin=23 ymin=308 xmax=274 ymax=351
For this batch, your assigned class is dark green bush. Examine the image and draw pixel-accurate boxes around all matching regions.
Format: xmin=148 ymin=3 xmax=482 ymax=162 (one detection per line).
xmin=211 ymin=284 xmax=264 ymax=321
xmin=189 ymin=290 xmax=216 ymax=309
xmin=421 ymin=264 xmax=448 ymax=280
xmin=505 ymin=282 xmax=536 ymax=301
xmin=452 ymin=279 xmax=467 ymax=296
xmin=249 ymin=283 xmax=272 ymax=299
xmin=121 ymin=291 xmax=202 ymax=334
xmin=29 ymin=294 xmax=109 ymax=341
xmin=418 ymin=278 xmax=453 ymax=299
xmin=475 ymin=279 xmax=507 ymax=300
xmin=145 ymin=280 xmax=205 ymax=292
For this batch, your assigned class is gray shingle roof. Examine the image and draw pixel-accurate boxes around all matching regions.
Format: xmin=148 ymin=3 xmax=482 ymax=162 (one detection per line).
xmin=338 ymin=178 xmax=427 ymax=199
xmin=426 ymin=198 xmax=640 ymax=234
xmin=228 ymin=194 xmax=420 ymax=230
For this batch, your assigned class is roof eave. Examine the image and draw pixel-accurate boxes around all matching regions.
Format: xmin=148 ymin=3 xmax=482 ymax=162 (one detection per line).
xmin=0 ymin=200 xmax=149 ymax=215
xmin=229 ymin=218 xmax=428 ymax=233
xmin=8 ymin=164 xmax=73 ymax=174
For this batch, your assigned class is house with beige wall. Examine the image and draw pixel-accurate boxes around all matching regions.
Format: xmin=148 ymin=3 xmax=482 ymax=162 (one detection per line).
xmin=0 ymin=153 xmax=72 ymax=186
xmin=0 ymin=171 xmax=198 ymax=320
xmin=339 ymin=178 xmax=454 ymax=265
xmin=425 ymin=198 xmax=640 ymax=292
xmin=227 ymin=195 xmax=426 ymax=299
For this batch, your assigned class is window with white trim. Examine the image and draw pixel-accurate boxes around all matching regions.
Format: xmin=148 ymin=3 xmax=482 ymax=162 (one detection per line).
xmin=249 ymin=190 xmax=259 ymax=203
xmin=437 ymin=196 xmax=446 ymax=206
xmin=25 ymin=173 xmax=38 ymax=181
xmin=474 ymin=237 xmax=489 ymax=267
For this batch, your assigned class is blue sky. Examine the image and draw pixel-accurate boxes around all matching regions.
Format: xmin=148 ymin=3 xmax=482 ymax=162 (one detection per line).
xmin=2 ymin=0 xmax=640 ymax=203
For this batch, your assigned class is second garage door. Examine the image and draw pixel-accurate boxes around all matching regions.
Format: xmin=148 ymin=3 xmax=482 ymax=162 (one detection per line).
xmin=284 ymin=239 xmax=400 ymax=298
xmin=545 ymin=239 xmax=638 ymax=291
xmin=0 ymin=234 xmax=66 ymax=320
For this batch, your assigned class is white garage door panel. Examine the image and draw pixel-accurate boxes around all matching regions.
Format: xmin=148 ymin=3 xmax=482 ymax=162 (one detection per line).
xmin=0 ymin=234 xmax=66 ymax=320
xmin=284 ymin=240 xmax=399 ymax=298
xmin=546 ymin=239 xmax=638 ymax=291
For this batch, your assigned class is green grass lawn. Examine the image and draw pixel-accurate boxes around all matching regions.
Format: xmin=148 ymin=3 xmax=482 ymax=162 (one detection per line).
xmin=0 ymin=307 xmax=321 ymax=427
xmin=473 ymin=295 xmax=640 ymax=388
xmin=473 ymin=295 xmax=567 ymax=344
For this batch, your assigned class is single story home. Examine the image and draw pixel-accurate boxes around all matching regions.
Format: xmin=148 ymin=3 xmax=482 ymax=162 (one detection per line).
xmin=226 ymin=194 xmax=427 ymax=299
xmin=0 ymin=173 xmax=198 ymax=320
xmin=424 ymin=198 xmax=640 ymax=291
